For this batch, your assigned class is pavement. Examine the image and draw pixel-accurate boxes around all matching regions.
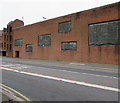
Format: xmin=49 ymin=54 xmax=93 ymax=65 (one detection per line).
xmin=0 ymin=92 xmax=15 ymax=102
xmin=1 ymin=56 xmax=119 ymax=72
xmin=1 ymin=93 xmax=11 ymax=101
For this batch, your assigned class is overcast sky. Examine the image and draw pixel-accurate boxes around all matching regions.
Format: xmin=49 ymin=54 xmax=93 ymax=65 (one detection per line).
xmin=0 ymin=0 xmax=119 ymax=29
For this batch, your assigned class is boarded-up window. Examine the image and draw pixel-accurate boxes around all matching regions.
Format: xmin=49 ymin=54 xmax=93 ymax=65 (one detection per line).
xmin=26 ymin=44 xmax=32 ymax=52
xmin=15 ymin=39 xmax=22 ymax=46
xmin=38 ymin=34 xmax=51 ymax=47
xmin=89 ymin=20 xmax=120 ymax=45
xmin=58 ymin=21 xmax=72 ymax=33
xmin=62 ymin=41 xmax=77 ymax=51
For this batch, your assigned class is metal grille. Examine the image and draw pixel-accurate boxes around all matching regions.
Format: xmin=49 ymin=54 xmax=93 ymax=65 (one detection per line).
xmin=62 ymin=41 xmax=77 ymax=51
xmin=15 ymin=39 xmax=22 ymax=46
xmin=89 ymin=20 xmax=120 ymax=45
xmin=38 ymin=34 xmax=51 ymax=47
xmin=26 ymin=44 xmax=32 ymax=52
xmin=58 ymin=21 xmax=71 ymax=33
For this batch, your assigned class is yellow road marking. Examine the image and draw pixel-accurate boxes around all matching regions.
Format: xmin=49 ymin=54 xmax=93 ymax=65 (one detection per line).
xmin=0 ymin=83 xmax=31 ymax=101
xmin=0 ymin=86 xmax=23 ymax=101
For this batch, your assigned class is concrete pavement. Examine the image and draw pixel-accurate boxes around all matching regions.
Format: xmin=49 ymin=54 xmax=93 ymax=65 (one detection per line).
xmin=1 ymin=56 xmax=119 ymax=72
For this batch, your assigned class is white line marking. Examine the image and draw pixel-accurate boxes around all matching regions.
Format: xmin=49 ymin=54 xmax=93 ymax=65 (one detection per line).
xmin=0 ymin=66 xmax=120 ymax=92
xmin=81 ymin=73 xmax=118 ymax=79
xmin=1 ymin=63 xmax=118 ymax=79
xmin=70 ymin=63 xmax=85 ymax=66
xmin=53 ymin=69 xmax=118 ymax=79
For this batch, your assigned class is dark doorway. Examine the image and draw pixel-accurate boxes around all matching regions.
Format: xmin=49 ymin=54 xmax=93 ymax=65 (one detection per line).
xmin=2 ymin=51 xmax=6 ymax=56
xmin=15 ymin=51 xmax=19 ymax=58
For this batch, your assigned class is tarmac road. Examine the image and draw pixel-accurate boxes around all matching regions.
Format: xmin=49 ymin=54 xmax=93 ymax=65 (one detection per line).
xmin=1 ymin=57 xmax=119 ymax=101
xmin=2 ymin=70 xmax=119 ymax=101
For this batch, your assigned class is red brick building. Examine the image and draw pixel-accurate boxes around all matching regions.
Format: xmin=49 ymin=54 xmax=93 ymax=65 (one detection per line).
xmin=1 ymin=2 xmax=120 ymax=65
xmin=0 ymin=30 xmax=3 ymax=55
xmin=1 ymin=19 xmax=24 ymax=56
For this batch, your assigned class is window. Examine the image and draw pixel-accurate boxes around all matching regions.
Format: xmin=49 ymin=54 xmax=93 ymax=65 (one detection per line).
xmin=0 ymin=43 xmax=2 ymax=47
xmin=10 ymin=44 xmax=12 ymax=51
xmin=7 ymin=26 xmax=12 ymax=32
xmin=62 ymin=41 xmax=77 ymax=51
xmin=7 ymin=44 xmax=8 ymax=50
xmin=26 ymin=44 xmax=32 ymax=52
xmin=0 ymin=36 xmax=1 ymax=40
xmin=15 ymin=39 xmax=22 ymax=46
xmin=9 ymin=27 xmax=12 ymax=32
xmin=89 ymin=20 xmax=120 ymax=45
xmin=7 ymin=36 xmax=9 ymax=41
xmin=4 ymin=35 xmax=6 ymax=41
xmin=4 ymin=43 xmax=6 ymax=48
xmin=10 ymin=35 xmax=12 ymax=41
xmin=58 ymin=21 xmax=72 ymax=33
xmin=2 ymin=43 xmax=3 ymax=48
xmin=38 ymin=34 xmax=51 ymax=47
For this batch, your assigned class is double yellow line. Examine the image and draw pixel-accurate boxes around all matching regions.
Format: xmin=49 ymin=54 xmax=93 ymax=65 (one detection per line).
xmin=0 ymin=83 xmax=31 ymax=101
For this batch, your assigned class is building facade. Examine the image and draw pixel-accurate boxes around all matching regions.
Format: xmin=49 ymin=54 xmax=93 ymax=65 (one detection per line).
xmin=0 ymin=30 xmax=3 ymax=56
xmin=1 ymin=19 xmax=24 ymax=57
xmin=1 ymin=2 xmax=120 ymax=65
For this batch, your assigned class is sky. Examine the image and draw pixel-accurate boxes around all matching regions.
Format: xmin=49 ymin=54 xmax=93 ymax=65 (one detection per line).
xmin=0 ymin=0 xmax=119 ymax=30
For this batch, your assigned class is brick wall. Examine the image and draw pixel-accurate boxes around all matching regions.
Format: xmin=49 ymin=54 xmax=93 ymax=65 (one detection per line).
xmin=11 ymin=2 xmax=120 ymax=65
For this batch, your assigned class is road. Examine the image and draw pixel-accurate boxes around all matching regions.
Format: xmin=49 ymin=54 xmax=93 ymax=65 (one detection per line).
xmin=0 ymin=57 xmax=119 ymax=101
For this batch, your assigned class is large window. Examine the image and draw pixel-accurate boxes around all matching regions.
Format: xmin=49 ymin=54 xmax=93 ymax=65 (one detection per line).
xmin=26 ymin=44 xmax=32 ymax=52
xmin=61 ymin=41 xmax=77 ymax=51
xmin=38 ymin=34 xmax=51 ymax=47
xmin=89 ymin=20 xmax=120 ymax=45
xmin=58 ymin=21 xmax=72 ymax=33
xmin=15 ymin=39 xmax=22 ymax=46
